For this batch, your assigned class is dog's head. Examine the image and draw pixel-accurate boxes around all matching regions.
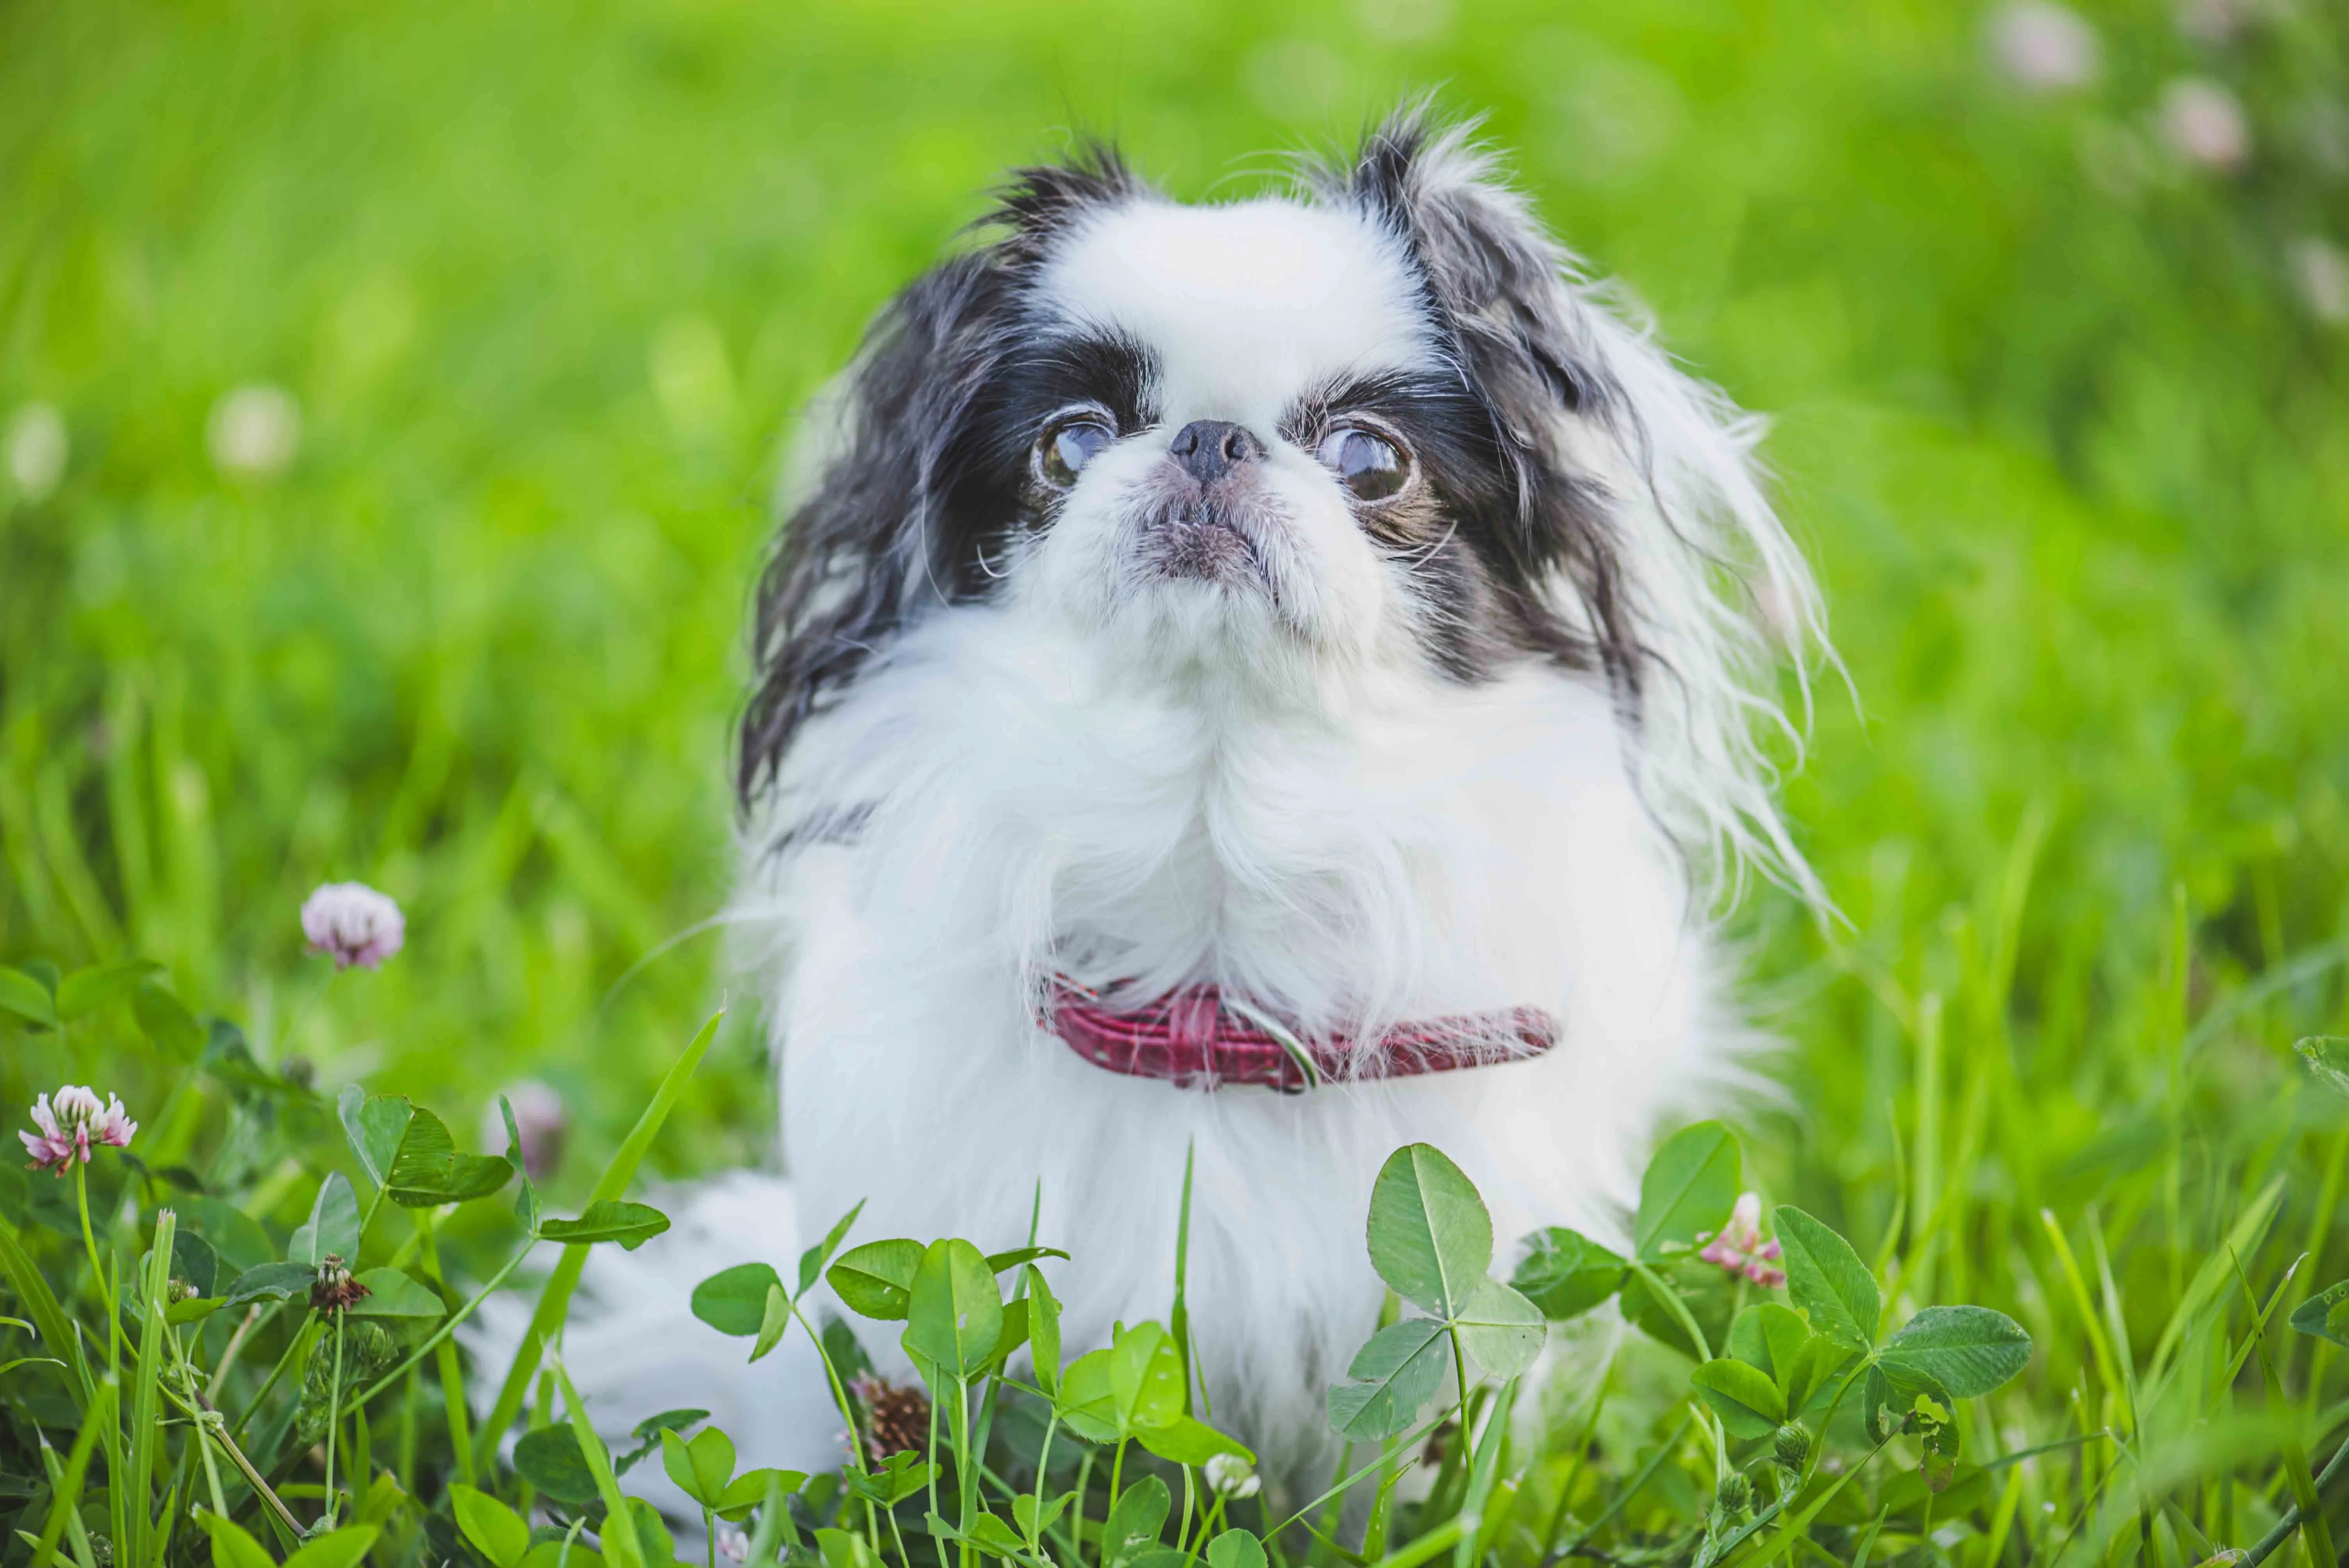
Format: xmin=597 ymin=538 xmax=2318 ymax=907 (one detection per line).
xmin=742 ymin=107 xmax=1826 ymax=901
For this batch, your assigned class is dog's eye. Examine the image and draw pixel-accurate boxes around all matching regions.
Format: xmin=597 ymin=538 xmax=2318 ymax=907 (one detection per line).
xmin=1039 ymin=417 xmax=1114 ymax=488
xmin=1316 ymin=427 xmax=1409 ymax=502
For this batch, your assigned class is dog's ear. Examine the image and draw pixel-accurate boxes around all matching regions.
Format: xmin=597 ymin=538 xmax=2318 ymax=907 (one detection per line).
xmin=738 ymin=143 xmax=1153 ymax=811
xmin=739 ymin=253 xmax=1002 ymax=808
xmin=1339 ymin=108 xmax=1616 ymax=424
xmin=1318 ymin=108 xmax=1643 ymax=697
xmin=1319 ymin=105 xmax=1832 ymax=906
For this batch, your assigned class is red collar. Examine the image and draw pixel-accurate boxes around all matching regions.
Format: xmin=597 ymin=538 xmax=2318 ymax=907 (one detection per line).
xmin=1041 ymin=975 xmax=1559 ymax=1093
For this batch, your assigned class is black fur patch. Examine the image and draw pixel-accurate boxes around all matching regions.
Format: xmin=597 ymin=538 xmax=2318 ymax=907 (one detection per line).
xmin=737 ymin=147 xmax=1153 ymax=806
xmin=1279 ymin=367 xmax=1565 ymax=680
xmin=1315 ymin=109 xmax=1649 ymax=704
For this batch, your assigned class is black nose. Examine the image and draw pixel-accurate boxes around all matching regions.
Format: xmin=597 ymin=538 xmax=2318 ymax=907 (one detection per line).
xmin=1167 ymin=420 xmax=1261 ymax=486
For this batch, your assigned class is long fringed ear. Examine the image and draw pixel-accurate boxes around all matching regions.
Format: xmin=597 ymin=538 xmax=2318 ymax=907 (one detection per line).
xmin=738 ymin=144 xmax=1155 ymax=813
xmin=1312 ymin=105 xmax=1831 ymax=908
xmin=737 ymin=253 xmax=1005 ymax=809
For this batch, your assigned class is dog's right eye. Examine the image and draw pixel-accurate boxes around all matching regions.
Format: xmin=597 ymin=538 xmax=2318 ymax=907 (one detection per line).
xmin=1039 ymin=417 xmax=1114 ymax=489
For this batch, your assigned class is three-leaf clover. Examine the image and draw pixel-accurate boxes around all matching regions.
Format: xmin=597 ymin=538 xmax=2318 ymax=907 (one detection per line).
xmin=1326 ymin=1144 xmax=1547 ymax=1441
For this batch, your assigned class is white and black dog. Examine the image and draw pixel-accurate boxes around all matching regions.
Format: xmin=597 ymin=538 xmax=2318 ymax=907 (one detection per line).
xmin=541 ymin=106 xmax=1826 ymax=1492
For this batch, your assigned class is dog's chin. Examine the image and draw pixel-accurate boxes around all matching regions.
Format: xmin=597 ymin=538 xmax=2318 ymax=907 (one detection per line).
xmin=1096 ymin=501 xmax=1301 ymax=666
xmin=1102 ymin=561 xmax=1304 ymax=690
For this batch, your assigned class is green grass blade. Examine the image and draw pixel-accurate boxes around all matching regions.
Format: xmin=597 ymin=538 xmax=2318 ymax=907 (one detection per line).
xmin=126 ymin=1212 xmax=173 ymax=1568
xmin=1844 ymin=1509 xmax=1886 ymax=1568
xmin=0 ymin=1213 xmax=88 ymax=1408
xmin=1269 ymin=1410 xmax=1454 ymax=1538
xmin=1554 ymin=1415 xmax=1694 ymax=1559
xmin=2230 ymin=1250 xmax=2337 ymax=1568
xmin=1451 ymin=1379 xmax=1515 ymax=1568
xmin=30 ymin=1380 xmax=116 ymax=1568
xmin=483 ymin=1008 xmax=722 ymax=1445
xmin=966 ymin=1183 xmax=1044 ymax=1505
xmin=1535 ymin=1344 xmax=1616 ymax=1559
xmin=2144 ymin=1175 xmax=2283 ymax=1389
xmin=1907 ymin=993 xmax=1943 ymax=1296
xmin=2037 ymin=1210 xmax=2123 ymax=1411
xmin=1173 ymin=1144 xmax=1194 ymax=1417
xmin=415 ymin=1209 xmax=476 ymax=1486
xmin=2240 ymin=1425 xmax=2349 ymax=1567
xmin=1355 ymin=1516 xmax=1461 ymax=1568
xmin=552 ymin=1358 xmax=643 ymax=1568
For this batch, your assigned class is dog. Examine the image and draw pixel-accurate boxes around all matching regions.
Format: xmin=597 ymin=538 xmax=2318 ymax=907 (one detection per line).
xmin=541 ymin=105 xmax=1825 ymax=1498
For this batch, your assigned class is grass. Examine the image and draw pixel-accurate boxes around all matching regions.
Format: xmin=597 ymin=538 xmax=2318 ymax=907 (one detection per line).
xmin=3 ymin=0 xmax=2349 ymax=1561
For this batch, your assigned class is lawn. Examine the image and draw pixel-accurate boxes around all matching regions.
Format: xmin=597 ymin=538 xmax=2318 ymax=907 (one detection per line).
xmin=3 ymin=0 xmax=2347 ymax=1562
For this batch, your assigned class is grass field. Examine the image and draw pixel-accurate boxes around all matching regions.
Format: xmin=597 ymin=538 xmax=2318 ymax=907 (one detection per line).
xmin=4 ymin=0 xmax=2349 ymax=1561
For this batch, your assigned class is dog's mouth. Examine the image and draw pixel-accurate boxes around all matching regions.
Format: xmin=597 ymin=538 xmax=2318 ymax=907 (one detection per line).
xmin=1141 ymin=503 xmax=1266 ymax=588
xmin=1122 ymin=474 xmax=1300 ymax=601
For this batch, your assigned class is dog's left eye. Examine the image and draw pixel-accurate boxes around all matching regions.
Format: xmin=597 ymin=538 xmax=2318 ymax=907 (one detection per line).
xmin=1039 ymin=417 xmax=1115 ymax=489
xmin=1316 ymin=426 xmax=1410 ymax=502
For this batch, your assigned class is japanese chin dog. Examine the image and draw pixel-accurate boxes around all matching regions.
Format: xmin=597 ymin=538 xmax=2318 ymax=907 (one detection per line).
xmin=531 ymin=105 xmax=1827 ymax=1497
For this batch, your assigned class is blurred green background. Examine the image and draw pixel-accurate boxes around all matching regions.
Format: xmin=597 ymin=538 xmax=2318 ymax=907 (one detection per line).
xmin=2 ymin=0 xmax=2345 ymax=1251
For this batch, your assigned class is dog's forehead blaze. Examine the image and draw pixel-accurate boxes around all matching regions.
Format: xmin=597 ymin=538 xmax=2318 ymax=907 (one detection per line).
xmin=1037 ymin=197 xmax=1431 ymax=422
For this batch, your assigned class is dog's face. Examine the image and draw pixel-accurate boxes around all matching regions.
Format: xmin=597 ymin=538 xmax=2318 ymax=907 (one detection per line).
xmin=744 ymin=111 xmax=1825 ymax=899
xmin=986 ymin=195 xmax=1615 ymax=691
xmin=1003 ymin=199 xmax=1434 ymax=670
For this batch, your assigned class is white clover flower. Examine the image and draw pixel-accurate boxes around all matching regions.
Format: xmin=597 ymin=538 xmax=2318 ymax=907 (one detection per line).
xmin=2160 ymin=78 xmax=2252 ymax=173
xmin=207 ymin=383 xmax=303 ymax=479
xmin=1205 ymin=1452 xmax=1260 ymax=1499
xmin=2175 ymin=0 xmax=2231 ymax=42
xmin=2289 ymin=237 xmax=2349 ymax=324
xmin=2175 ymin=0 xmax=2271 ymax=45
xmin=481 ymin=1079 xmax=568 ymax=1180
xmin=6 ymin=403 xmax=68 ymax=501
xmin=1989 ymin=3 xmax=2100 ymax=93
xmin=302 ymin=882 xmax=406 ymax=969
xmin=715 ymin=1529 xmax=750 ymax=1565
xmin=20 ymin=1085 xmax=137 ymax=1176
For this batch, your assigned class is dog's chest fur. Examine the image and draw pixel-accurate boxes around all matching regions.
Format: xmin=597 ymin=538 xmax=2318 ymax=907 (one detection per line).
xmin=739 ymin=606 xmax=1738 ymax=1473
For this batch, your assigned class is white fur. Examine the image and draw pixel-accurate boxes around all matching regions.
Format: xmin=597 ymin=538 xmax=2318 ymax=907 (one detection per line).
xmin=743 ymin=611 xmax=1738 ymax=1478
xmin=540 ymin=153 xmax=1820 ymax=1500
xmin=1046 ymin=198 xmax=1430 ymax=409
